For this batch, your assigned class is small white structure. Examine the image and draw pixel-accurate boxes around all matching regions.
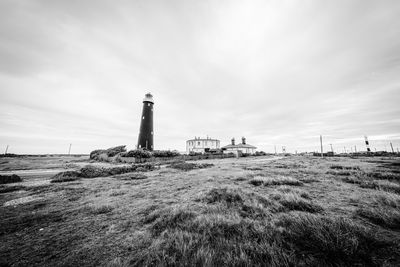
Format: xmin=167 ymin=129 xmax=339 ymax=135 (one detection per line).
xmin=222 ymin=137 xmax=257 ymax=155
xmin=186 ymin=137 xmax=220 ymax=154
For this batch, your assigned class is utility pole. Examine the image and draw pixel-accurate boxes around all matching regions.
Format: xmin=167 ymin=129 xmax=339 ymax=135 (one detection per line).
xmin=320 ymin=135 xmax=323 ymax=158
xmin=329 ymin=144 xmax=334 ymax=153
xmin=390 ymin=142 xmax=394 ymax=153
xmin=354 ymin=145 xmax=357 ymax=153
xmin=274 ymin=145 xmax=277 ymax=155
xmin=4 ymin=145 xmax=9 ymax=155
xmin=344 ymin=146 xmax=346 ymax=154
xmin=68 ymin=144 xmax=72 ymax=155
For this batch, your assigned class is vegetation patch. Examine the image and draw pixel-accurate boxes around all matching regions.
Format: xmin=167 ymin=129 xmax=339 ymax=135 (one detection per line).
xmin=243 ymin=166 xmax=263 ymax=171
xmin=357 ymin=208 xmax=400 ymax=229
xmin=271 ymin=192 xmax=323 ymax=213
xmin=85 ymin=204 xmax=114 ymax=215
xmin=330 ymin=165 xmax=361 ymax=171
xmin=326 ymin=170 xmax=352 ymax=176
xmin=50 ymin=171 xmax=81 ymax=183
xmin=204 ymin=188 xmax=244 ymax=206
xmin=250 ymin=176 xmax=303 ymax=186
xmin=0 ymin=185 xmax=25 ymax=194
xmin=356 ymin=191 xmax=400 ymax=229
xmin=130 ymin=204 xmax=395 ymax=266
xmin=277 ymin=213 xmax=396 ymax=266
xmin=168 ymin=162 xmax=214 ymax=171
xmin=368 ymin=172 xmax=400 ymax=180
xmin=0 ymin=174 xmax=22 ymax=184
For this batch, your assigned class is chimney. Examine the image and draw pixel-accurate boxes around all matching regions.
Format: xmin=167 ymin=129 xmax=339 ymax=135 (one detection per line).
xmin=242 ymin=137 xmax=246 ymax=145
xmin=231 ymin=138 xmax=235 ymax=145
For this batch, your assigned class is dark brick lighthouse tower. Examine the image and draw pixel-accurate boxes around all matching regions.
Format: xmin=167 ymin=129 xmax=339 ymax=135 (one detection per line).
xmin=137 ymin=93 xmax=154 ymax=150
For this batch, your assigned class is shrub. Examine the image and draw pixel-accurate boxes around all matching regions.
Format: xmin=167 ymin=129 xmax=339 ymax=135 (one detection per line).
xmin=0 ymin=174 xmax=22 ymax=184
xmin=254 ymin=151 xmax=267 ymax=156
xmin=168 ymin=162 xmax=214 ymax=171
xmin=89 ymin=149 xmax=106 ymax=160
xmin=89 ymin=145 xmax=127 ymax=160
xmin=121 ymin=149 xmax=152 ymax=159
xmin=152 ymin=150 xmax=180 ymax=158
xmin=106 ymin=145 xmax=127 ymax=157
xmin=128 ymin=173 xmax=148 ymax=180
xmin=50 ymin=171 xmax=81 ymax=183
xmin=80 ymin=165 xmax=108 ymax=178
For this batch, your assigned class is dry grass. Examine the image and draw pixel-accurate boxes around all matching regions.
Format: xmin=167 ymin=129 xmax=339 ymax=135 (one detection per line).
xmin=1 ymin=155 xmax=400 ymax=266
xmin=250 ymin=176 xmax=303 ymax=186
xmin=356 ymin=191 xmax=400 ymax=229
xmin=168 ymin=162 xmax=214 ymax=171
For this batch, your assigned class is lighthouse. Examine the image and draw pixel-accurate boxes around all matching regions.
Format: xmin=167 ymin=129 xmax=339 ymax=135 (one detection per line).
xmin=137 ymin=93 xmax=154 ymax=150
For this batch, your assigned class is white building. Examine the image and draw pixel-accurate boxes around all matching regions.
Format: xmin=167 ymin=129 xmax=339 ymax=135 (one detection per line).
xmin=186 ymin=137 xmax=220 ymax=154
xmin=222 ymin=137 xmax=257 ymax=155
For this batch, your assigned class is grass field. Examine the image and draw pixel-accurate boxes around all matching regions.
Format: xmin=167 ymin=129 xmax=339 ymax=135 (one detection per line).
xmin=1 ymin=155 xmax=400 ymax=266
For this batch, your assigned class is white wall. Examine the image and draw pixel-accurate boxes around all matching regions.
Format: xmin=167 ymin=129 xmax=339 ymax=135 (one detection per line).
xmin=186 ymin=139 xmax=220 ymax=154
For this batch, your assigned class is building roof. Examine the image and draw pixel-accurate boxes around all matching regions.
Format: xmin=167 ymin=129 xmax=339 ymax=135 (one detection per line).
xmin=222 ymin=143 xmax=257 ymax=149
xmin=187 ymin=138 xmax=219 ymax=142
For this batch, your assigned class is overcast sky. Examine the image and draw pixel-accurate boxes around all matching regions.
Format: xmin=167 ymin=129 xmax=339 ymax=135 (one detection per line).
xmin=1 ymin=0 xmax=399 ymax=154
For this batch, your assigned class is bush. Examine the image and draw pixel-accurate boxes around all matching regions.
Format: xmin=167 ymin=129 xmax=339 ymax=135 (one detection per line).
xmin=0 ymin=174 xmax=22 ymax=184
xmin=89 ymin=145 xmax=127 ymax=160
xmin=89 ymin=149 xmax=106 ymax=160
xmin=78 ymin=163 xmax=155 ymax=178
xmin=80 ymin=165 xmax=108 ymax=178
xmin=153 ymin=150 xmax=180 ymax=158
xmin=50 ymin=171 xmax=81 ymax=183
xmin=121 ymin=149 xmax=152 ymax=159
xmin=106 ymin=145 xmax=127 ymax=157
xmin=168 ymin=162 xmax=214 ymax=171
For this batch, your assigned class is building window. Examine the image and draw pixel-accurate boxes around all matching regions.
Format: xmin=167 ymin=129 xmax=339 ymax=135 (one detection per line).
xmin=148 ymin=103 xmax=150 ymax=106
xmin=198 ymin=142 xmax=200 ymax=145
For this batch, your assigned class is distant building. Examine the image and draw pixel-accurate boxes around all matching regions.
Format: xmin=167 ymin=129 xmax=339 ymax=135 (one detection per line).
xmin=186 ymin=137 xmax=220 ymax=154
xmin=222 ymin=137 xmax=257 ymax=155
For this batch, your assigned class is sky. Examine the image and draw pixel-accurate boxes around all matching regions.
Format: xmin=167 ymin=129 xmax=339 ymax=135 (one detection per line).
xmin=0 ymin=0 xmax=400 ymax=154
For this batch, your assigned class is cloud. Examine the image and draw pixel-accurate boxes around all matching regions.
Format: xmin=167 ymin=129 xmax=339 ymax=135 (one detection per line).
xmin=0 ymin=0 xmax=400 ymax=154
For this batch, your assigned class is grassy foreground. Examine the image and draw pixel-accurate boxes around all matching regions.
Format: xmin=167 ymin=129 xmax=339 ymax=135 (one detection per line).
xmin=1 ymin=156 xmax=400 ymax=266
